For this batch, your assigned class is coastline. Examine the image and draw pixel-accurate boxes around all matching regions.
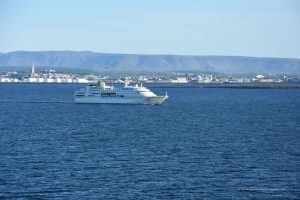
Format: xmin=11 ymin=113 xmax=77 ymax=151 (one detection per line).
xmin=1 ymin=82 xmax=300 ymax=89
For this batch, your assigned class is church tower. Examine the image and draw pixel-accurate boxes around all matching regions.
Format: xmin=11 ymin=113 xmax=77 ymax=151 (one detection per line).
xmin=31 ymin=62 xmax=35 ymax=77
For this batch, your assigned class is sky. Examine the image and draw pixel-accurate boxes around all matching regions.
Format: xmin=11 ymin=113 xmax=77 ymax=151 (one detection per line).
xmin=0 ymin=0 xmax=300 ymax=58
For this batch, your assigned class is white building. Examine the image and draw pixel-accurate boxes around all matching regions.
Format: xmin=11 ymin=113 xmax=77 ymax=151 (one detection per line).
xmin=55 ymin=78 xmax=62 ymax=83
xmin=76 ymin=78 xmax=89 ymax=83
xmin=46 ymin=78 xmax=54 ymax=83
xmin=198 ymin=75 xmax=213 ymax=83
xmin=0 ymin=77 xmax=12 ymax=82
xmin=138 ymin=76 xmax=148 ymax=82
xmin=172 ymin=77 xmax=188 ymax=83
xmin=256 ymin=74 xmax=264 ymax=79
xmin=260 ymin=78 xmax=275 ymax=83
xmin=66 ymin=78 xmax=74 ymax=83
xmin=28 ymin=77 xmax=38 ymax=83
xmin=38 ymin=78 xmax=45 ymax=83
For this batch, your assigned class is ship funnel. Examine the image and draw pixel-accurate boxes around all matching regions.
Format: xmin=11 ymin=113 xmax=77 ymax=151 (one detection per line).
xmin=98 ymin=81 xmax=106 ymax=87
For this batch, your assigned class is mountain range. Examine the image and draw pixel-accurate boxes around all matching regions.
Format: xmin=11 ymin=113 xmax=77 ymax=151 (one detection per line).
xmin=0 ymin=51 xmax=299 ymax=74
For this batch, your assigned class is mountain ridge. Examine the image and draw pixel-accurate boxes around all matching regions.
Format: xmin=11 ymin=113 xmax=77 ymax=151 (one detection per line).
xmin=0 ymin=51 xmax=299 ymax=74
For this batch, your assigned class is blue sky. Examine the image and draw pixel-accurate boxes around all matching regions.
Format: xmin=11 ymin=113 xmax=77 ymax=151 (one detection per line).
xmin=0 ymin=0 xmax=300 ymax=58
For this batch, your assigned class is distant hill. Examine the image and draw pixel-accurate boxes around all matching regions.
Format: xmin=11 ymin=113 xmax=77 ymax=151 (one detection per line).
xmin=0 ymin=51 xmax=299 ymax=74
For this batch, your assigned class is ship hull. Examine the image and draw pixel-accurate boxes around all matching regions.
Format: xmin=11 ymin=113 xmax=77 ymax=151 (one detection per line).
xmin=74 ymin=96 xmax=168 ymax=105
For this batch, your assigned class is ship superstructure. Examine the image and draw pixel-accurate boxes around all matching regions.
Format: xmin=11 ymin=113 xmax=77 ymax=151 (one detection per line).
xmin=74 ymin=82 xmax=168 ymax=104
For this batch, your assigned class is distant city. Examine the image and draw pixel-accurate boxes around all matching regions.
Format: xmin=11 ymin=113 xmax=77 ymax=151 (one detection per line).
xmin=0 ymin=63 xmax=299 ymax=84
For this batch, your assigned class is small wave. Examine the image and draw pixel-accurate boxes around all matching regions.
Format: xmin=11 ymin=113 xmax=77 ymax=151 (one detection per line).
xmin=0 ymin=100 xmax=73 ymax=104
xmin=239 ymin=187 xmax=286 ymax=192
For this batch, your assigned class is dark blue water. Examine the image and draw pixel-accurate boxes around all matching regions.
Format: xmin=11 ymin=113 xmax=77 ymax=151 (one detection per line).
xmin=0 ymin=84 xmax=299 ymax=199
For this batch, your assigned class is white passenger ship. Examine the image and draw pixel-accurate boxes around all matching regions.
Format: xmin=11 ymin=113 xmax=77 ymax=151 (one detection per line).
xmin=74 ymin=82 xmax=168 ymax=104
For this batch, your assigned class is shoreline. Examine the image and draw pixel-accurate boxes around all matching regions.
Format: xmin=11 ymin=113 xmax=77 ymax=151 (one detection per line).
xmin=1 ymin=82 xmax=300 ymax=89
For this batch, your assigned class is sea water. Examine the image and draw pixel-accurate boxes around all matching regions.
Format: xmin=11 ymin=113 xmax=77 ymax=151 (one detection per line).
xmin=0 ymin=84 xmax=299 ymax=199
